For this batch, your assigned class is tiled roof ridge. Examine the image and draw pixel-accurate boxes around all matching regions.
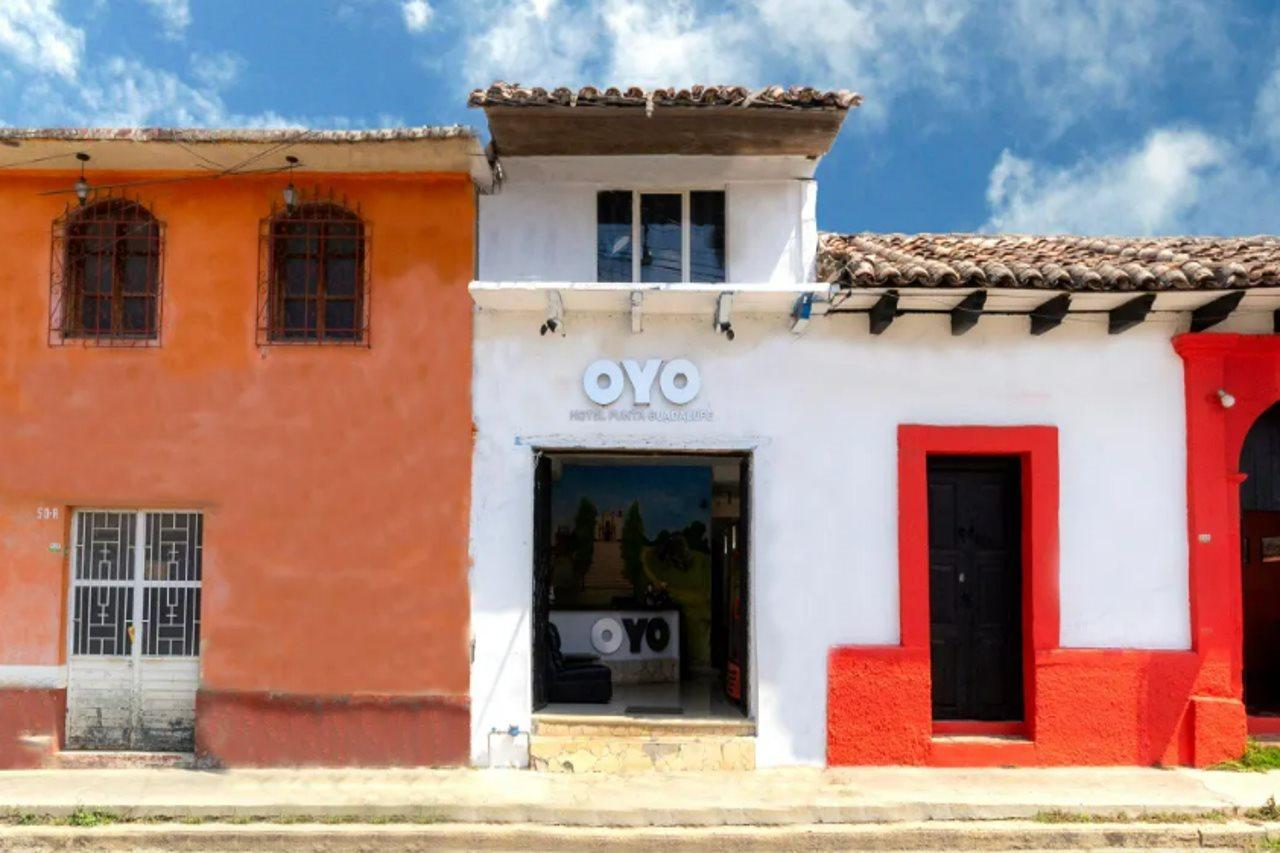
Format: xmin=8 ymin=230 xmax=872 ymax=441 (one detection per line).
xmin=818 ymin=232 xmax=1280 ymax=291
xmin=0 ymin=126 xmax=477 ymax=143
xmin=468 ymin=82 xmax=862 ymax=110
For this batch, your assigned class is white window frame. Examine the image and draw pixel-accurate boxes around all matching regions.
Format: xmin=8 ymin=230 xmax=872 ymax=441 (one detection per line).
xmin=602 ymin=189 xmax=727 ymax=284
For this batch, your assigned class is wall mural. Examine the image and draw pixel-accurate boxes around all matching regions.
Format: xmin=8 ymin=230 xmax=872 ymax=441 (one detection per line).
xmin=550 ymin=463 xmax=713 ymax=668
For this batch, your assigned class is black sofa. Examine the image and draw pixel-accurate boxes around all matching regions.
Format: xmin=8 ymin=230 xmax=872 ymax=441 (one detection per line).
xmin=545 ymin=622 xmax=613 ymax=704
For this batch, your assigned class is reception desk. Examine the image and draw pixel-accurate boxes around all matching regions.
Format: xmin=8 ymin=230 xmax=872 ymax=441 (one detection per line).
xmin=549 ymin=609 xmax=680 ymax=685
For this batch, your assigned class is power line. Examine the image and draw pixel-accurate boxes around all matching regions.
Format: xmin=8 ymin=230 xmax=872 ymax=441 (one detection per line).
xmin=0 ymin=152 xmax=77 ymax=170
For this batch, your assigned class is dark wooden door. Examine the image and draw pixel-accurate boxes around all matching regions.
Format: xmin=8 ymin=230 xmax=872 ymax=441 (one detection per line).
xmin=928 ymin=457 xmax=1024 ymax=722
xmin=1242 ymin=510 xmax=1280 ymax=715
xmin=531 ymin=453 xmax=553 ymax=711
xmin=1239 ymin=402 xmax=1280 ymax=717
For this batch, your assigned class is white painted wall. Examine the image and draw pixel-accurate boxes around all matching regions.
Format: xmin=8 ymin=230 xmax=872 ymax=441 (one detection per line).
xmin=468 ymin=307 xmax=1191 ymax=767
xmin=478 ymin=156 xmax=816 ymax=284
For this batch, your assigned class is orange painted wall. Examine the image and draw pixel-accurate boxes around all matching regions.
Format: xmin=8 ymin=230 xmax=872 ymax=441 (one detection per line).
xmin=0 ymin=169 xmax=474 ymax=763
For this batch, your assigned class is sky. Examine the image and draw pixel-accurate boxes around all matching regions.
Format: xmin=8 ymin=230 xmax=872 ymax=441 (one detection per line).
xmin=2 ymin=0 xmax=1280 ymax=236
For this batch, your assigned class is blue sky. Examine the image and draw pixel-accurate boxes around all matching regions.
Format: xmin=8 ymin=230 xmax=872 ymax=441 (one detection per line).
xmin=3 ymin=0 xmax=1280 ymax=236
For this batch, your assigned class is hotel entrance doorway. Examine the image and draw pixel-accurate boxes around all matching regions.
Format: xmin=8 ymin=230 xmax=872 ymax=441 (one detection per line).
xmin=531 ymin=451 xmax=749 ymax=720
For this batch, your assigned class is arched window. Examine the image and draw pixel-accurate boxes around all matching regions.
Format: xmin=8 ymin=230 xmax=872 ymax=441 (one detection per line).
xmin=260 ymin=197 xmax=368 ymax=344
xmin=53 ymin=198 xmax=162 ymax=343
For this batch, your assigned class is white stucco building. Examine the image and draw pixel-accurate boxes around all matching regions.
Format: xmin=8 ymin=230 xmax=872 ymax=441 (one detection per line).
xmin=466 ymin=83 xmax=1280 ymax=771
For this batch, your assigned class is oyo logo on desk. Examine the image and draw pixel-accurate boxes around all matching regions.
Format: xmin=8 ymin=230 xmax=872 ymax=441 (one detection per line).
xmin=583 ymin=359 xmax=700 ymax=406
xmin=591 ymin=616 xmax=672 ymax=655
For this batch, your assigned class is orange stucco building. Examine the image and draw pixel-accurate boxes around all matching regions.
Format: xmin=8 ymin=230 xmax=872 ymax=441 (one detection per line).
xmin=0 ymin=128 xmax=482 ymax=767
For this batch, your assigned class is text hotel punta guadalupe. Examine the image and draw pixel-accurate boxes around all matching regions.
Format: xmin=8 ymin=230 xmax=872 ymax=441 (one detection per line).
xmin=1 ymin=84 xmax=1280 ymax=773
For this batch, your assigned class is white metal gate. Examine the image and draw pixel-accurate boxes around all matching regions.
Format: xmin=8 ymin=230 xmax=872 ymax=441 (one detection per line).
xmin=66 ymin=510 xmax=202 ymax=751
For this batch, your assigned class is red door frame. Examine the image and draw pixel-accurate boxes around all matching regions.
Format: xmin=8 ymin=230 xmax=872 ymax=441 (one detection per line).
xmin=898 ymin=425 xmax=1060 ymax=739
xmin=1174 ymin=333 xmax=1280 ymax=736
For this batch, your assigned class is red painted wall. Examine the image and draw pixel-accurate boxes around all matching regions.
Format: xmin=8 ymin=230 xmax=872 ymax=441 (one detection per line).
xmin=0 ymin=169 xmax=474 ymax=766
xmin=828 ymin=421 xmax=1247 ymax=767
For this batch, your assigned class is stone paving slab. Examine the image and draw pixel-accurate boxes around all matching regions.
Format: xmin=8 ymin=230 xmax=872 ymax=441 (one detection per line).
xmin=0 ymin=767 xmax=1276 ymax=827
xmin=0 ymin=820 xmax=1278 ymax=851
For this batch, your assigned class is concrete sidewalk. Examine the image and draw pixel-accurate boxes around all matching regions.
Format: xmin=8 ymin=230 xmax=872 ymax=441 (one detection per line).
xmin=0 ymin=766 xmax=1278 ymax=826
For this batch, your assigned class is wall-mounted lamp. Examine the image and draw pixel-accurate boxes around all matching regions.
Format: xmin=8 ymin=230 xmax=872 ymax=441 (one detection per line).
xmin=791 ymin=292 xmax=815 ymax=335
xmin=540 ymin=290 xmax=565 ymax=337
xmin=715 ymin=292 xmax=735 ymax=341
xmin=73 ymin=152 xmax=90 ymax=206
xmin=1217 ymin=389 xmax=1236 ymax=409
xmin=282 ymin=155 xmax=299 ymax=210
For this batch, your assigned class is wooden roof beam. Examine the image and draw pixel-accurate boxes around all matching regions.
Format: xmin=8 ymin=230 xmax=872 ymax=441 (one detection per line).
xmin=950 ymin=291 xmax=987 ymax=336
xmin=1189 ymin=291 xmax=1245 ymax=333
xmin=1108 ymin=293 xmax=1156 ymax=335
xmin=1030 ymin=293 xmax=1071 ymax=336
xmin=868 ymin=290 xmax=899 ymax=335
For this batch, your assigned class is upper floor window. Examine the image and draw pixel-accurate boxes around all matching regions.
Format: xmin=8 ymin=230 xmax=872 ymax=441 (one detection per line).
xmin=51 ymin=197 xmax=163 ymax=346
xmin=259 ymin=195 xmax=369 ymax=345
xmin=597 ymin=190 xmax=725 ymax=284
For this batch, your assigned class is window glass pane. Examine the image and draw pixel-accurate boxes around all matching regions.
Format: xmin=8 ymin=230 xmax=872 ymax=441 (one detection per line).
xmin=597 ymin=190 xmax=632 ymax=282
xmin=324 ymin=256 xmax=358 ymax=297
xmin=82 ymin=296 xmax=111 ymax=333
xmin=281 ymin=298 xmax=316 ymax=338
xmin=640 ymin=193 xmax=682 ymax=283
xmin=83 ymin=251 xmax=112 ymax=294
xmin=324 ymin=300 xmax=358 ymax=339
xmin=121 ymin=255 xmax=153 ymax=296
xmin=689 ymin=191 xmax=726 ymax=283
xmin=122 ymin=297 xmax=151 ymax=333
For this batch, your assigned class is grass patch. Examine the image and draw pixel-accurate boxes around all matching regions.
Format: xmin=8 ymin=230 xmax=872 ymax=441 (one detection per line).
xmin=1033 ymin=809 xmax=1229 ymax=824
xmin=0 ymin=810 xmax=446 ymax=827
xmin=65 ymin=808 xmax=120 ymax=827
xmin=1245 ymin=796 xmax=1280 ymax=822
xmin=1210 ymin=739 xmax=1280 ymax=772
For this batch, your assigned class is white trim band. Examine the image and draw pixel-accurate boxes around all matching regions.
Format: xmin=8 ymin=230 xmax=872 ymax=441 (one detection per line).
xmin=0 ymin=665 xmax=67 ymax=689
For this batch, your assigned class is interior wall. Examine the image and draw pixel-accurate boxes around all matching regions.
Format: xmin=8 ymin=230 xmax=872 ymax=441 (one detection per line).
xmin=469 ymin=308 xmax=1191 ymax=767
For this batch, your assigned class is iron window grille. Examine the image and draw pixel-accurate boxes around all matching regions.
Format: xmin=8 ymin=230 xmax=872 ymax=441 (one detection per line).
xmin=49 ymin=194 xmax=164 ymax=347
xmin=258 ymin=189 xmax=371 ymax=346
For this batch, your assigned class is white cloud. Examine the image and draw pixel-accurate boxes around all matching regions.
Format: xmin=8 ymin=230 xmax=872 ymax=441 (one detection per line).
xmin=983 ymin=128 xmax=1280 ymax=235
xmin=402 ymin=0 xmax=434 ymax=33
xmin=1254 ymin=58 xmax=1280 ymax=153
xmin=459 ymin=0 xmax=1219 ymax=130
xmin=601 ymin=0 xmax=755 ymax=86
xmin=465 ymin=0 xmax=600 ymax=85
xmin=462 ymin=0 xmax=972 ymax=117
xmin=0 ymin=0 xmax=84 ymax=80
xmin=139 ymin=0 xmax=192 ymax=39
xmin=996 ymin=0 xmax=1225 ymax=135
xmin=190 ymin=51 xmax=245 ymax=90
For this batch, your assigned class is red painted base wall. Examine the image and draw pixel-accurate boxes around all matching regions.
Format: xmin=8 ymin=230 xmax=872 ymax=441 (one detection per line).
xmin=828 ymin=648 xmax=1245 ymax=767
xmin=194 ymin=690 xmax=470 ymax=767
xmin=0 ymin=688 xmax=63 ymax=768
xmin=828 ymin=421 xmax=1249 ymax=768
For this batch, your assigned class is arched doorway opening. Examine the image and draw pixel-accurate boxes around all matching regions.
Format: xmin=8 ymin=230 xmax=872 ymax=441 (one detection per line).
xmin=1238 ymin=402 xmax=1280 ymax=719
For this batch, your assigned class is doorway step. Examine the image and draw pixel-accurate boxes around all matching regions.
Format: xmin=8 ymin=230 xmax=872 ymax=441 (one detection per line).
xmin=52 ymin=750 xmax=196 ymax=769
xmin=530 ymin=714 xmax=755 ymax=772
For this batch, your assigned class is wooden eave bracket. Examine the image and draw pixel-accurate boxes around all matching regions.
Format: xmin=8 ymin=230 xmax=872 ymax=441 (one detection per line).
xmin=950 ymin=291 xmax=987 ymax=336
xmin=868 ymin=290 xmax=899 ymax=335
xmin=1030 ymin=293 xmax=1072 ymax=336
xmin=1189 ymin=291 xmax=1245 ymax=333
xmin=1108 ymin=293 xmax=1156 ymax=335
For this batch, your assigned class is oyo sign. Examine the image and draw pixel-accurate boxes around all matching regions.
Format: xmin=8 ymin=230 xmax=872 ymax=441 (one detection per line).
xmin=583 ymin=358 xmax=700 ymax=406
xmin=590 ymin=615 xmax=673 ymax=655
